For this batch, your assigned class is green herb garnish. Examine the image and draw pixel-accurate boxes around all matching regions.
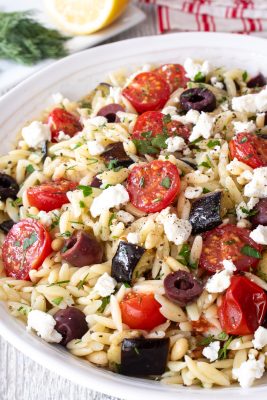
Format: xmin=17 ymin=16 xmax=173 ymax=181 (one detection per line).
xmin=77 ymin=185 xmax=93 ymax=197
xmin=240 ymin=207 xmax=258 ymax=217
xmin=123 ymin=282 xmax=131 ymax=288
xmin=194 ymin=72 xmax=205 ymax=82
xmin=107 ymin=159 xmax=123 ymax=172
xmin=163 ymin=114 xmax=172 ymax=124
xmin=218 ymin=336 xmax=234 ymax=360
xmin=178 ymin=244 xmax=190 ymax=266
xmin=26 ymin=164 xmax=35 ymax=175
xmin=79 ymin=200 xmax=85 ymax=208
xmin=77 ymin=273 xmax=89 ymax=290
xmin=23 ymin=232 xmax=37 ymax=251
xmin=0 ymin=11 xmax=69 ymax=65
xmin=48 ymin=280 xmax=70 ymax=287
xmin=240 ymin=245 xmax=262 ymax=259
xmin=98 ymin=296 xmax=110 ymax=313
xmin=108 ymin=213 xmax=116 ymax=226
xmin=139 ymin=176 xmax=145 ymax=188
xmin=207 ymin=139 xmax=220 ymax=149
xmin=242 ymin=71 xmax=248 ymax=82
xmin=52 ymin=297 xmax=63 ymax=306
xmin=202 ymin=187 xmax=211 ymax=194
xmin=161 ymin=176 xmax=171 ymax=189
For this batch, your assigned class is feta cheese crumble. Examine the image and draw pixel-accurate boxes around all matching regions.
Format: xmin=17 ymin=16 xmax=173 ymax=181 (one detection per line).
xmin=252 ymin=326 xmax=267 ymax=350
xmin=22 ymin=121 xmax=51 ymax=149
xmin=210 ymin=76 xmax=224 ymax=89
xmin=38 ymin=211 xmax=53 ymax=227
xmin=127 ymin=232 xmax=139 ymax=244
xmin=232 ymin=87 xmax=267 ymax=113
xmin=86 ymin=116 xmax=107 ymax=127
xmin=27 ymin=310 xmax=62 ymax=343
xmin=94 ymin=272 xmax=116 ymax=297
xmin=184 ymin=186 xmax=203 ymax=199
xmin=189 ymin=112 xmax=214 ymax=142
xmin=232 ymin=354 xmax=265 ymax=388
xmin=244 ymin=167 xmax=267 ymax=198
xmin=232 ymin=120 xmax=256 ymax=134
xmin=161 ymin=106 xmax=177 ymax=116
xmin=165 ymin=136 xmax=185 ymax=152
xmin=205 ymin=259 xmax=236 ymax=293
xmin=90 ymin=184 xmax=129 ymax=218
xmin=87 ymin=140 xmax=105 ymax=155
xmin=172 ymin=109 xmax=200 ymax=125
xmin=202 ymin=340 xmax=220 ymax=362
xmin=156 ymin=207 xmax=192 ymax=245
xmin=184 ymin=58 xmax=212 ymax=80
xmin=250 ymin=225 xmax=267 ymax=245
xmin=57 ymin=131 xmax=71 ymax=141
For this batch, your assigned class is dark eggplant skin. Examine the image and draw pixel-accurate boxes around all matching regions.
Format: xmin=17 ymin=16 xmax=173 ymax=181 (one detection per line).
xmin=0 ymin=219 xmax=15 ymax=234
xmin=0 ymin=173 xmax=19 ymax=201
xmin=120 ymin=338 xmax=170 ymax=376
xmin=41 ymin=141 xmax=48 ymax=162
xmin=189 ymin=191 xmax=222 ymax=235
xmin=111 ymin=241 xmax=145 ymax=283
xmin=102 ymin=142 xmax=134 ymax=168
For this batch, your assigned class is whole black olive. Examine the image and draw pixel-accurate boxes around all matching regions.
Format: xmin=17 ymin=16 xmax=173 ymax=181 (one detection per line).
xmin=54 ymin=307 xmax=88 ymax=346
xmin=97 ymin=104 xmax=125 ymax=123
xmin=164 ymin=271 xmax=203 ymax=307
xmin=180 ymin=88 xmax=216 ymax=113
xmin=61 ymin=230 xmax=103 ymax=267
xmin=247 ymin=73 xmax=266 ymax=88
xmin=0 ymin=219 xmax=15 ymax=233
xmin=250 ymin=199 xmax=267 ymax=227
xmin=0 ymin=173 xmax=19 ymax=201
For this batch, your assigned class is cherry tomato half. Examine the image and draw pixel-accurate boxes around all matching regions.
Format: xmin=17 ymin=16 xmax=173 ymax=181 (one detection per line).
xmin=120 ymin=292 xmax=166 ymax=330
xmin=154 ymin=64 xmax=189 ymax=93
xmin=122 ymin=72 xmax=170 ymax=113
xmin=132 ymin=111 xmax=190 ymax=142
xmin=229 ymin=132 xmax=267 ymax=169
xmin=27 ymin=180 xmax=77 ymax=212
xmin=2 ymin=219 xmax=52 ymax=280
xmin=218 ymin=275 xmax=267 ymax=335
xmin=127 ymin=160 xmax=180 ymax=213
xmin=199 ymin=224 xmax=262 ymax=273
xmin=48 ymin=108 xmax=83 ymax=142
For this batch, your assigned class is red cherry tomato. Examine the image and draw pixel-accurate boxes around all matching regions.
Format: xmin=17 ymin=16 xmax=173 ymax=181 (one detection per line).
xmin=120 ymin=292 xmax=166 ymax=330
xmin=218 ymin=275 xmax=267 ymax=335
xmin=229 ymin=132 xmax=267 ymax=169
xmin=122 ymin=72 xmax=170 ymax=113
xmin=27 ymin=180 xmax=77 ymax=212
xmin=48 ymin=108 xmax=83 ymax=142
xmin=154 ymin=64 xmax=189 ymax=93
xmin=132 ymin=111 xmax=191 ymax=142
xmin=127 ymin=160 xmax=180 ymax=213
xmin=2 ymin=219 xmax=52 ymax=280
xmin=199 ymin=224 xmax=262 ymax=273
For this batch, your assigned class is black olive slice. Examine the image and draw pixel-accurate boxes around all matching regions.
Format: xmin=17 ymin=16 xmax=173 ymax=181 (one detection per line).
xmin=0 ymin=173 xmax=19 ymax=201
xmin=164 ymin=271 xmax=203 ymax=306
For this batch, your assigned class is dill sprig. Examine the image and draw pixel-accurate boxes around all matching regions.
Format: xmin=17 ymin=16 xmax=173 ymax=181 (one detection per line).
xmin=0 ymin=11 xmax=69 ymax=65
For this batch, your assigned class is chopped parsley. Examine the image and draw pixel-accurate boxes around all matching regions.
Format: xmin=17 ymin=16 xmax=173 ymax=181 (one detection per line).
xmin=48 ymin=280 xmax=70 ymax=287
xmin=98 ymin=296 xmax=110 ymax=313
xmin=242 ymin=71 xmax=248 ymax=82
xmin=240 ymin=245 xmax=262 ymax=259
xmin=108 ymin=213 xmax=116 ymax=226
xmin=163 ymin=114 xmax=172 ymax=124
xmin=194 ymin=71 xmax=205 ymax=82
xmin=202 ymin=187 xmax=211 ymax=194
xmin=160 ymin=176 xmax=171 ymax=189
xmin=77 ymin=273 xmax=89 ymax=290
xmin=123 ymin=282 xmax=131 ymax=288
xmin=207 ymin=139 xmax=220 ymax=149
xmin=240 ymin=206 xmax=258 ymax=217
xmin=218 ymin=336 xmax=234 ymax=360
xmin=178 ymin=244 xmax=190 ymax=266
xmin=26 ymin=164 xmax=35 ymax=175
xmin=79 ymin=200 xmax=85 ymax=208
xmin=77 ymin=185 xmax=93 ymax=197
xmin=52 ymin=297 xmax=63 ymax=306
xmin=133 ymin=132 xmax=168 ymax=155
xmin=23 ymin=232 xmax=37 ymax=251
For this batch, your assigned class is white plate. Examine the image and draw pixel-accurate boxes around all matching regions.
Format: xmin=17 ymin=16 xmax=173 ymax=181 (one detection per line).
xmin=0 ymin=32 xmax=267 ymax=399
xmin=0 ymin=0 xmax=145 ymax=95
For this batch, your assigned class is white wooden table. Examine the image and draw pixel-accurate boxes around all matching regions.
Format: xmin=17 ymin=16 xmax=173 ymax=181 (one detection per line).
xmin=0 ymin=4 xmax=157 ymax=400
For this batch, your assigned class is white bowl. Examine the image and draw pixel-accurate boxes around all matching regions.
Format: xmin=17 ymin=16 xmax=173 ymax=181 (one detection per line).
xmin=0 ymin=32 xmax=267 ymax=400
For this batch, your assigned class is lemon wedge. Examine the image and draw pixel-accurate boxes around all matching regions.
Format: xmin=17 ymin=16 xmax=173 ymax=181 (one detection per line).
xmin=44 ymin=0 xmax=129 ymax=35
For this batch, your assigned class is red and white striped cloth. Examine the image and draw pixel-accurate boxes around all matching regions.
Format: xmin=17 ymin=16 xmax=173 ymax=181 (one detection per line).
xmin=139 ymin=0 xmax=267 ymax=36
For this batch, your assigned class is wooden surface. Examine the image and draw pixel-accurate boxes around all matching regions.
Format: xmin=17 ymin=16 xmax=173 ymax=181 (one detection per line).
xmin=0 ymin=3 xmax=157 ymax=400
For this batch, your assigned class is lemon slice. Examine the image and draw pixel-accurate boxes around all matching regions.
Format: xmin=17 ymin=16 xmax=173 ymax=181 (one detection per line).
xmin=44 ymin=0 xmax=129 ymax=35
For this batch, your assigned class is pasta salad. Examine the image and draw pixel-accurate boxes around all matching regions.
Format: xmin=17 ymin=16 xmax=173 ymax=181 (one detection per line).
xmin=1 ymin=58 xmax=267 ymax=389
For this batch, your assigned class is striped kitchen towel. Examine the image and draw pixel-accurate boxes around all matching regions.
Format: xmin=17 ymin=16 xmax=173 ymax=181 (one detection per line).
xmin=139 ymin=0 xmax=267 ymax=36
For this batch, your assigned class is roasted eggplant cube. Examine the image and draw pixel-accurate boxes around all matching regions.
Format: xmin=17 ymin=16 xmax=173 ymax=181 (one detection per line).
xmin=111 ymin=241 xmax=145 ymax=283
xmin=121 ymin=338 xmax=170 ymax=376
xmin=189 ymin=191 xmax=222 ymax=234
xmin=102 ymin=142 xmax=134 ymax=168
